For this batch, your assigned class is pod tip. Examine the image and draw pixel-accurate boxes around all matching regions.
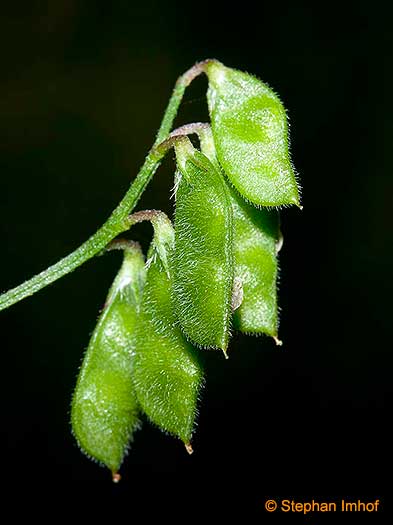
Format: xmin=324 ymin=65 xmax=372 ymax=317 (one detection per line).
xmin=112 ymin=472 xmax=121 ymax=483
xmin=273 ymin=336 xmax=283 ymax=347
xmin=289 ymin=192 xmax=303 ymax=210
xmin=222 ymin=348 xmax=229 ymax=360
xmin=185 ymin=443 xmax=194 ymax=455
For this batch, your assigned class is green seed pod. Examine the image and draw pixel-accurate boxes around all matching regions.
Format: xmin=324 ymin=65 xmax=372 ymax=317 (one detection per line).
xmin=198 ymin=126 xmax=282 ymax=340
xmin=230 ymin=185 xmax=281 ymax=338
xmin=205 ymin=60 xmax=300 ymax=208
xmin=71 ymin=242 xmax=145 ymax=477
xmin=172 ymin=137 xmax=234 ymax=353
xmin=132 ymin=212 xmax=203 ymax=446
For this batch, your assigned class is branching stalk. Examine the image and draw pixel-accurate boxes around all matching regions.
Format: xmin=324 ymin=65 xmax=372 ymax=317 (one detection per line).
xmin=0 ymin=62 xmax=211 ymax=312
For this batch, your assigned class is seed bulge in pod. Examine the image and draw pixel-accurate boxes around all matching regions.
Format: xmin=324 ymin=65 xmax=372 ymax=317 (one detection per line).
xmin=173 ymin=137 xmax=234 ymax=353
xmin=205 ymin=60 xmax=300 ymax=208
xmin=132 ymin=212 xmax=203 ymax=446
xmin=198 ymin=125 xmax=282 ymax=340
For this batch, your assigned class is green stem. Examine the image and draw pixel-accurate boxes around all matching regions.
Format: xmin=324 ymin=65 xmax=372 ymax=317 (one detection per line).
xmin=0 ymin=62 xmax=207 ymax=312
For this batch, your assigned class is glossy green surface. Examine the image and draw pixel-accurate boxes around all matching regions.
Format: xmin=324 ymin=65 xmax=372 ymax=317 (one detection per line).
xmin=230 ymin=186 xmax=280 ymax=337
xmin=206 ymin=60 xmax=300 ymax=207
xmin=71 ymin=245 xmax=145 ymax=474
xmin=173 ymin=144 xmax=233 ymax=351
xmin=133 ymin=215 xmax=203 ymax=444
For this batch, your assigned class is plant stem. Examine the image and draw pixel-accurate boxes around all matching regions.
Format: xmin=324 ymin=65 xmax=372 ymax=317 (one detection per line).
xmin=0 ymin=62 xmax=207 ymax=312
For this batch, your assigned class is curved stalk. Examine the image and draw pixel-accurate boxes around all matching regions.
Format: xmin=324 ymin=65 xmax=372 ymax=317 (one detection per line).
xmin=0 ymin=62 xmax=210 ymax=312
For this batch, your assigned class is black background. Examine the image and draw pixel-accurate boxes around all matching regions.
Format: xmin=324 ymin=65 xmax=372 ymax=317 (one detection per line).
xmin=1 ymin=0 xmax=391 ymax=518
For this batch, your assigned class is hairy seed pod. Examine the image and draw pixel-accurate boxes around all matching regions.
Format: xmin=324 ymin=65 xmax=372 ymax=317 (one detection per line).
xmin=230 ymin=185 xmax=281 ymax=338
xmin=132 ymin=212 xmax=203 ymax=445
xmin=173 ymin=138 xmax=234 ymax=353
xmin=205 ymin=60 xmax=300 ymax=207
xmin=71 ymin=242 xmax=145 ymax=477
xmin=198 ymin=126 xmax=281 ymax=339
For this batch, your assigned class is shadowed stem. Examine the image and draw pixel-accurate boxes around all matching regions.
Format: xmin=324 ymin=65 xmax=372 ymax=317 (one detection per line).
xmin=0 ymin=61 xmax=211 ymax=312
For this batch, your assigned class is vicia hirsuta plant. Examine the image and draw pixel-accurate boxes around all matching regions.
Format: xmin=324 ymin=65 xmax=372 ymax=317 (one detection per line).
xmin=0 ymin=59 xmax=301 ymax=481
